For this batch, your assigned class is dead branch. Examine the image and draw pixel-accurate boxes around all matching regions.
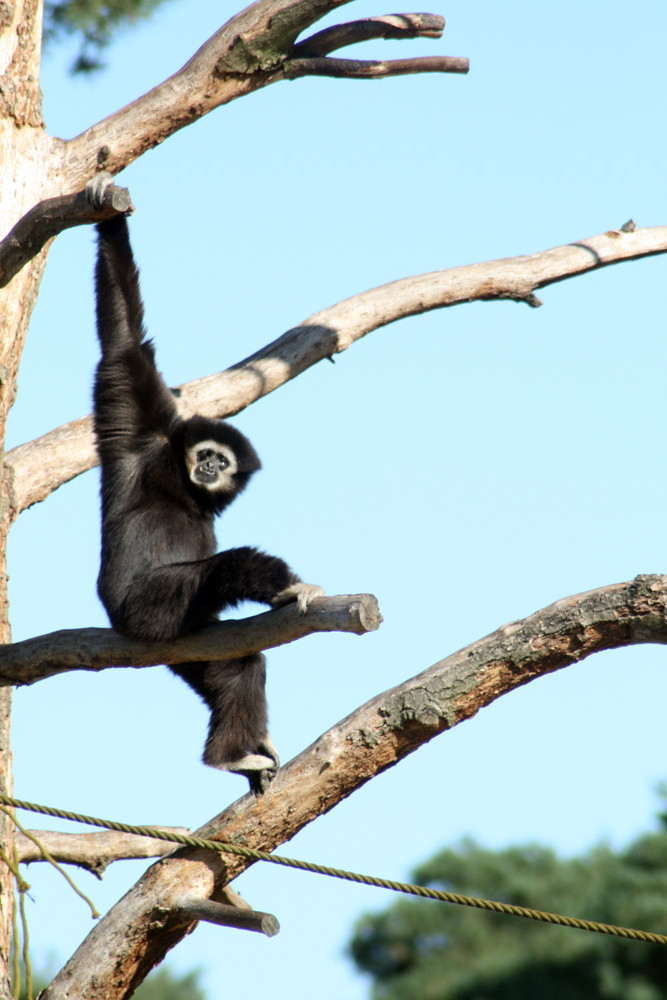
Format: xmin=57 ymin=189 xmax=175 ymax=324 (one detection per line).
xmin=15 ymin=826 xmax=276 ymax=929
xmin=284 ymin=54 xmax=468 ymax=79
xmin=0 ymin=183 xmax=132 ymax=288
xmin=0 ymin=594 xmax=381 ymax=687
xmin=40 ymin=574 xmax=667 ymax=999
xmin=7 ymin=223 xmax=667 ymax=516
xmin=173 ymin=897 xmax=279 ymax=937
xmin=54 ymin=5 xmax=464 ymax=188
xmin=16 ymin=828 xmax=190 ymax=876
xmin=293 ymin=13 xmax=446 ymax=55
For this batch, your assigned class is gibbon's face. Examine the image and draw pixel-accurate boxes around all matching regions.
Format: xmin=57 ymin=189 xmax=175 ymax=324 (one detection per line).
xmin=185 ymin=439 xmax=238 ymax=492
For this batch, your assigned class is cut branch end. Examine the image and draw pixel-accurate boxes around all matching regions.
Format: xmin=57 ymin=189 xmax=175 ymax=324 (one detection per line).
xmin=0 ymin=183 xmax=133 ymax=288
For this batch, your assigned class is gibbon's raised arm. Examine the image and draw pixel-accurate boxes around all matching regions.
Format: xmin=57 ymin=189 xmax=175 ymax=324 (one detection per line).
xmin=94 ymin=217 xmax=179 ymax=454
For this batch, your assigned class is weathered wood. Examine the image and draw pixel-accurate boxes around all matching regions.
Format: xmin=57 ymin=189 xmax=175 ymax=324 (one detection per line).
xmin=173 ymin=898 xmax=280 ymax=937
xmin=40 ymin=575 xmax=667 ymax=1000
xmin=293 ymin=13 xmax=446 ymax=56
xmin=284 ymin=54 xmax=468 ymax=78
xmin=0 ymin=595 xmax=382 ymax=686
xmin=16 ymin=828 xmax=191 ymax=876
xmin=7 ymin=223 xmax=667 ymax=516
xmin=0 ymin=183 xmax=132 ymax=287
xmin=0 ymin=2 xmax=46 ymax=993
xmin=54 ymin=5 xmax=465 ymax=189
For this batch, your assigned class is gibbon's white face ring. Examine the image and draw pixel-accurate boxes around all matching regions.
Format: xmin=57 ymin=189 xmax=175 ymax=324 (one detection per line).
xmin=186 ymin=440 xmax=239 ymax=492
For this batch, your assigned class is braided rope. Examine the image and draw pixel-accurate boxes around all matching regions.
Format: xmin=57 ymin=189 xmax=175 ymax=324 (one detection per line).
xmin=2 ymin=793 xmax=665 ymax=945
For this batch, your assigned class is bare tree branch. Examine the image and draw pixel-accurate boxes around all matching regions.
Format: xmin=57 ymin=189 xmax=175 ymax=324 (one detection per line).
xmin=0 ymin=594 xmax=381 ymax=687
xmin=50 ymin=5 xmax=464 ymax=189
xmin=1 ymin=3 xmax=464 ymax=286
xmin=7 ymin=224 xmax=667 ymax=517
xmin=0 ymin=183 xmax=132 ymax=288
xmin=173 ymin=897 xmax=280 ymax=937
xmin=16 ymin=828 xmax=190 ymax=876
xmin=40 ymin=574 xmax=667 ymax=999
xmin=284 ymin=54 xmax=468 ymax=79
xmin=293 ymin=13 xmax=445 ymax=55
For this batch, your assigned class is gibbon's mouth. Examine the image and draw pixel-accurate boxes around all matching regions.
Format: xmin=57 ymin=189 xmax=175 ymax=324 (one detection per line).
xmin=193 ymin=467 xmax=219 ymax=486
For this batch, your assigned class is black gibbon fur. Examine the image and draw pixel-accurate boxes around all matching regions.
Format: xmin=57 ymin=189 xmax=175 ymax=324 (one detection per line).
xmin=93 ymin=213 xmax=322 ymax=794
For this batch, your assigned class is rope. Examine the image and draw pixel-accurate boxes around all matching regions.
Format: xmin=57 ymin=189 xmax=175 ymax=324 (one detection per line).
xmin=1 ymin=792 xmax=666 ymax=946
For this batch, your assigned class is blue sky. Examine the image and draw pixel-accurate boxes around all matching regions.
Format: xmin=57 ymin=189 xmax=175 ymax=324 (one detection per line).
xmin=5 ymin=1 xmax=667 ymax=996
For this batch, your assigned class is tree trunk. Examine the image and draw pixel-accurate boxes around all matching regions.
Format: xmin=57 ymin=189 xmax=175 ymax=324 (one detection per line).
xmin=0 ymin=0 xmax=49 ymax=990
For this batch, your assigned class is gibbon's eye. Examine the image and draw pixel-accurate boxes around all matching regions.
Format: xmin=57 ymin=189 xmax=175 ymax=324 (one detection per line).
xmin=197 ymin=449 xmax=213 ymax=462
xmin=216 ymin=452 xmax=230 ymax=470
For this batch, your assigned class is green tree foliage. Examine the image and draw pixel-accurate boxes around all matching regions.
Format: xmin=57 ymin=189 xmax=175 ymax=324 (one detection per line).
xmin=43 ymin=0 xmax=171 ymax=72
xmin=348 ymin=817 xmax=667 ymax=1000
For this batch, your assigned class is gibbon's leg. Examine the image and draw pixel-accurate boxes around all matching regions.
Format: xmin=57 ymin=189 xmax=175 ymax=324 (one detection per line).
xmin=169 ymin=654 xmax=280 ymax=795
xmin=112 ymin=549 xmax=323 ymax=641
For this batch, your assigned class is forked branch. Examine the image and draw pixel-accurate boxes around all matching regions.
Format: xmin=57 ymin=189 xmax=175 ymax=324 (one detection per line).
xmin=7 ymin=223 xmax=667 ymax=516
xmin=1 ymin=7 xmax=464 ymax=259
xmin=54 ymin=5 xmax=466 ymax=187
xmin=40 ymin=574 xmax=667 ymax=1000
xmin=288 ymin=12 xmax=468 ymax=76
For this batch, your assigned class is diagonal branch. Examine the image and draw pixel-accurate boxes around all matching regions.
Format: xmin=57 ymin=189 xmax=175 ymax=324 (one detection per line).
xmin=2 ymin=6 xmax=464 ymax=289
xmin=53 ymin=4 xmax=465 ymax=189
xmin=0 ymin=594 xmax=381 ymax=687
xmin=6 ymin=224 xmax=667 ymax=516
xmin=40 ymin=574 xmax=667 ymax=999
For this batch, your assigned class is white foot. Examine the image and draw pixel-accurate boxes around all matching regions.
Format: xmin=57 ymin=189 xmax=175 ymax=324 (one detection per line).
xmin=272 ymin=582 xmax=325 ymax=615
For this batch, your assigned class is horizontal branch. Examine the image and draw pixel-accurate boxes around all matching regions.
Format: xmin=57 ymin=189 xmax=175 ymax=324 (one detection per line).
xmin=0 ymin=594 xmax=381 ymax=687
xmin=284 ymin=54 xmax=468 ymax=79
xmin=293 ymin=13 xmax=446 ymax=56
xmin=42 ymin=574 xmax=667 ymax=999
xmin=174 ymin=897 xmax=279 ymax=937
xmin=7 ymin=224 xmax=667 ymax=516
xmin=16 ymin=828 xmax=190 ymax=876
xmin=0 ymin=183 xmax=132 ymax=287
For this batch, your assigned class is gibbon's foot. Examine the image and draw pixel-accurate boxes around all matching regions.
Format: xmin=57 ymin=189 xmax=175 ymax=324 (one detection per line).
xmin=85 ymin=171 xmax=115 ymax=210
xmin=248 ymin=762 xmax=279 ymax=796
xmin=220 ymin=738 xmax=280 ymax=796
xmin=272 ymin=582 xmax=325 ymax=615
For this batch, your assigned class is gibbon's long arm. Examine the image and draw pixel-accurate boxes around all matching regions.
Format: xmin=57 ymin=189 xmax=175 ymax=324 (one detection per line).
xmin=94 ymin=217 xmax=180 ymax=456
